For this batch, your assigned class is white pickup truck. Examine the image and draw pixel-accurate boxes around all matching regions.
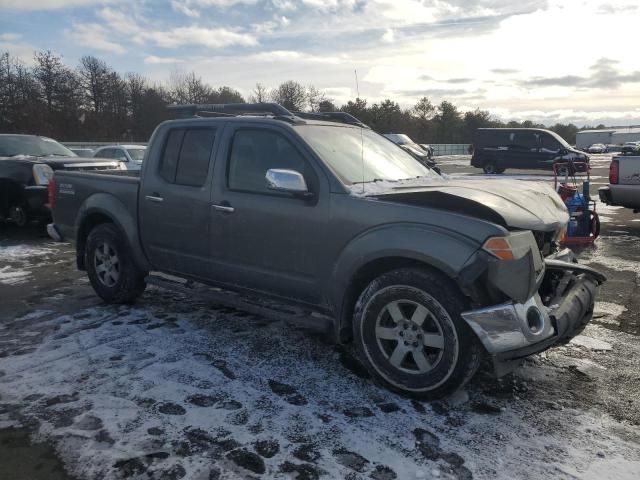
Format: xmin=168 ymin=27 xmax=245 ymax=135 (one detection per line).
xmin=599 ymin=154 xmax=640 ymax=212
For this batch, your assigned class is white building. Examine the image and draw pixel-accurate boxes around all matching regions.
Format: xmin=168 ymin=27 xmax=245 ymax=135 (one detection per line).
xmin=576 ymin=127 xmax=640 ymax=149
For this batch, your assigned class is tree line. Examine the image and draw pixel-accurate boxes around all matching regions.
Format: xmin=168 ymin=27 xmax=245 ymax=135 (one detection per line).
xmin=0 ymin=51 xmax=603 ymax=144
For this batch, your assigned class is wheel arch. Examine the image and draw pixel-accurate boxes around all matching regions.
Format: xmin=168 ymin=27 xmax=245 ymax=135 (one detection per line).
xmin=75 ymin=194 xmax=150 ymax=272
xmin=330 ymin=225 xmax=480 ymax=343
xmin=0 ymin=178 xmax=25 ymax=217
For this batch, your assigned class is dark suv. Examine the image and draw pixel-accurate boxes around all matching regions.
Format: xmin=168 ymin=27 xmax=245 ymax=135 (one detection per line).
xmin=470 ymin=128 xmax=589 ymax=174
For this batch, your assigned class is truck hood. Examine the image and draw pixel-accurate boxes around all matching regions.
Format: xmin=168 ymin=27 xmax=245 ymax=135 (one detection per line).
xmin=357 ymin=178 xmax=569 ymax=232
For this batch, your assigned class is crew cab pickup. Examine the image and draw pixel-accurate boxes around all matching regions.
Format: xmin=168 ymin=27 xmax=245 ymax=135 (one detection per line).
xmin=48 ymin=103 xmax=605 ymax=398
xmin=599 ymin=154 xmax=640 ymax=212
xmin=0 ymin=134 xmax=124 ymax=226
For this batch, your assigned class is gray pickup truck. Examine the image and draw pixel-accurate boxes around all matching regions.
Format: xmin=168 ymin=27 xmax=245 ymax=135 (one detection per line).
xmin=48 ymin=103 xmax=605 ymax=398
xmin=599 ymin=154 xmax=640 ymax=212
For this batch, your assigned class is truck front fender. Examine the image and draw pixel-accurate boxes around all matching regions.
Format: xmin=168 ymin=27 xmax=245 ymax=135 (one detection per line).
xmin=329 ymin=223 xmax=482 ymax=340
xmin=75 ymin=193 xmax=150 ymax=272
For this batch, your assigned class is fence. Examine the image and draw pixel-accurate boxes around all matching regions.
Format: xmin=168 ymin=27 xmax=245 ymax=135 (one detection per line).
xmin=430 ymin=144 xmax=469 ymax=156
xmin=63 ymin=142 xmax=148 ymax=151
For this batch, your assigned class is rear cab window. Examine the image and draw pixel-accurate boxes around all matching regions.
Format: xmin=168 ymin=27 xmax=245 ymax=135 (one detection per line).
xmin=159 ymin=128 xmax=216 ymax=187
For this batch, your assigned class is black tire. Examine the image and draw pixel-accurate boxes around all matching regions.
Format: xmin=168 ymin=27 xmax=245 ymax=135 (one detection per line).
xmin=85 ymin=223 xmax=147 ymax=303
xmin=482 ymin=162 xmax=505 ymax=174
xmin=353 ymin=268 xmax=482 ymax=399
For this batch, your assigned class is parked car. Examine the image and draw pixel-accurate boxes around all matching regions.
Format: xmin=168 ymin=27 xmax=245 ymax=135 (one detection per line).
xmin=0 ymin=134 xmax=125 ymax=227
xmin=599 ymin=153 xmax=640 ymax=212
xmin=587 ymin=143 xmax=607 ymax=154
xmin=419 ymin=144 xmax=434 ymax=158
xmin=69 ymin=148 xmax=95 ymax=157
xmin=383 ymin=133 xmax=438 ymax=171
xmin=621 ymin=142 xmax=640 ymax=155
xmin=470 ymin=128 xmax=590 ymax=174
xmin=93 ymin=145 xmax=147 ymax=171
xmin=48 ymin=103 xmax=604 ymax=398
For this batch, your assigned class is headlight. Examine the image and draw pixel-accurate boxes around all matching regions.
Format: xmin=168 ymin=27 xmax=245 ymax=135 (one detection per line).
xmin=482 ymin=231 xmax=536 ymax=261
xmin=32 ymin=164 xmax=54 ymax=185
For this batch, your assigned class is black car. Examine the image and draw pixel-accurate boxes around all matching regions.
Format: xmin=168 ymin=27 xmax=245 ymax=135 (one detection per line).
xmin=0 ymin=134 xmax=124 ymax=226
xmin=470 ymin=128 xmax=589 ymax=174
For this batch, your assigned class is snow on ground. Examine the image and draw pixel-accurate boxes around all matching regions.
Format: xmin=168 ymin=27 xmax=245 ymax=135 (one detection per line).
xmin=1 ymin=288 xmax=639 ymax=480
xmin=0 ymin=243 xmax=72 ymax=286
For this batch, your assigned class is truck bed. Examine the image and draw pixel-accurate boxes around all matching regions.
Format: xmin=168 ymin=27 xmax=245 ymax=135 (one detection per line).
xmin=52 ymin=169 xmax=141 ymax=242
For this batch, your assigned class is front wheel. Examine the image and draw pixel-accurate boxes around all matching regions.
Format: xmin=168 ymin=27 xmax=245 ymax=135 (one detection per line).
xmin=353 ymin=268 xmax=482 ymax=399
xmin=85 ymin=223 xmax=147 ymax=303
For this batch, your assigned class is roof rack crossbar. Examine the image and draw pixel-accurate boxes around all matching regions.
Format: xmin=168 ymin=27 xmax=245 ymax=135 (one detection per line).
xmin=293 ymin=111 xmax=369 ymax=128
xmin=167 ymin=102 xmax=295 ymax=118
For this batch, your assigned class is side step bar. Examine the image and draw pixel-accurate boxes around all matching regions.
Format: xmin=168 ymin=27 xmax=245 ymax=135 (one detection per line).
xmin=145 ymin=273 xmax=334 ymax=334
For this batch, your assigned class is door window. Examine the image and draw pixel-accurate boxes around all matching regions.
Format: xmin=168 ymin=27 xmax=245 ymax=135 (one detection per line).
xmin=227 ymin=129 xmax=308 ymax=194
xmin=97 ymin=148 xmax=115 ymax=158
xmin=540 ymin=134 xmax=562 ymax=153
xmin=509 ymin=132 xmax=538 ymax=151
xmin=159 ymin=128 xmax=216 ymax=187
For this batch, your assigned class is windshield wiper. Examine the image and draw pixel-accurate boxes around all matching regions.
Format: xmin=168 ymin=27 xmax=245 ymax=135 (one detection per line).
xmin=351 ymin=178 xmax=393 ymax=185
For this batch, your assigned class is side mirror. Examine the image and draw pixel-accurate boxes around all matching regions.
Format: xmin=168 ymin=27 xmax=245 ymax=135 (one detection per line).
xmin=265 ymin=169 xmax=312 ymax=198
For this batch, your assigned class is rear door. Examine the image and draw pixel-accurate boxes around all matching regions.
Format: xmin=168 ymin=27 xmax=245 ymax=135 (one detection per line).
xmin=139 ymin=126 xmax=218 ymax=279
xmin=208 ymin=123 xmax=330 ymax=305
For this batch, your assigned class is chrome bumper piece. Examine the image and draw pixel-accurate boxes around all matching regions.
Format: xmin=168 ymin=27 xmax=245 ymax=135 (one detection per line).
xmin=461 ymin=294 xmax=554 ymax=354
xmin=47 ymin=223 xmax=63 ymax=242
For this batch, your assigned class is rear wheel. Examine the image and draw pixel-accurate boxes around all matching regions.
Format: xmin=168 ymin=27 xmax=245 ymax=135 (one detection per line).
xmin=353 ymin=268 xmax=482 ymax=399
xmin=482 ymin=162 xmax=505 ymax=174
xmin=9 ymin=205 xmax=28 ymax=227
xmin=85 ymin=223 xmax=147 ymax=303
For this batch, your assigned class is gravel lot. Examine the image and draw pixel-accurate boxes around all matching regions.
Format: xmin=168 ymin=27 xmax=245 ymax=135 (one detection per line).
xmin=1 ymin=154 xmax=639 ymax=480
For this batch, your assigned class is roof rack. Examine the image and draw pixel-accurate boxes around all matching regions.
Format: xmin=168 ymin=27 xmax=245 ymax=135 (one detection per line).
xmin=166 ymin=103 xmax=369 ymax=128
xmin=293 ymin=111 xmax=369 ymax=128
xmin=167 ymin=103 xmax=300 ymax=123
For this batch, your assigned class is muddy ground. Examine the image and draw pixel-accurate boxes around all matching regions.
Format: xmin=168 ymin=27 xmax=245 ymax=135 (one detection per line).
xmin=0 ymin=154 xmax=639 ymax=479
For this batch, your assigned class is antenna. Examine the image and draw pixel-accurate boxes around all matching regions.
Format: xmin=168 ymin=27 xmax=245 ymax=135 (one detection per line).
xmin=354 ymin=69 xmax=360 ymax=98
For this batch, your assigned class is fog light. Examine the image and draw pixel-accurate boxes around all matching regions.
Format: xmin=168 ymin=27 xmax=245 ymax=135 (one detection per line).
xmin=526 ymin=307 xmax=544 ymax=334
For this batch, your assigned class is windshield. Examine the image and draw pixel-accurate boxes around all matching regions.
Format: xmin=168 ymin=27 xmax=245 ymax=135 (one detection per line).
xmin=127 ymin=148 xmax=146 ymax=161
xmin=297 ymin=125 xmax=437 ymax=185
xmin=0 ymin=135 xmax=76 ymax=157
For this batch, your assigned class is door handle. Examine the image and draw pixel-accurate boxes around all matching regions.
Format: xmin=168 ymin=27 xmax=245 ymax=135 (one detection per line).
xmin=145 ymin=195 xmax=164 ymax=203
xmin=211 ymin=203 xmax=235 ymax=213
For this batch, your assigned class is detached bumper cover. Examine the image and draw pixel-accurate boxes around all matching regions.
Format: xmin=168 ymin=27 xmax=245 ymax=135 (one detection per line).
xmin=462 ymin=254 xmax=603 ymax=364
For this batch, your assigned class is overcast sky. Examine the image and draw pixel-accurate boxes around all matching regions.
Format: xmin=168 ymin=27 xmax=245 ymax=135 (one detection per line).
xmin=0 ymin=0 xmax=638 ymax=126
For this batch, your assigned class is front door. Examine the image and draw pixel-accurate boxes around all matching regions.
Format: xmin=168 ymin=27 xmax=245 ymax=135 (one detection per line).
xmin=209 ymin=124 xmax=330 ymax=306
xmin=139 ymin=126 xmax=218 ymax=279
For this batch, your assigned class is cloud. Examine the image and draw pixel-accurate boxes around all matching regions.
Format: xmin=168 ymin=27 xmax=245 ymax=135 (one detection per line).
xmin=391 ymin=88 xmax=468 ymax=97
xmin=0 ymin=0 xmax=123 ymax=9
xmin=65 ymin=23 xmax=125 ymax=54
xmin=491 ymin=68 xmax=519 ymax=74
xmin=144 ymin=55 xmax=182 ymax=64
xmin=96 ymin=7 xmax=138 ymax=33
xmin=381 ymin=28 xmax=394 ymax=43
xmin=140 ymin=26 xmax=257 ymax=49
xmin=523 ymin=59 xmax=640 ymax=89
xmin=171 ymin=0 xmax=200 ymax=17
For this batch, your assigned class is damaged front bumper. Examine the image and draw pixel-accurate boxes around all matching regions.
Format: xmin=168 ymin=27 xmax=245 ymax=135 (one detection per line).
xmin=461 ymin=249 xmax=605 ymax=376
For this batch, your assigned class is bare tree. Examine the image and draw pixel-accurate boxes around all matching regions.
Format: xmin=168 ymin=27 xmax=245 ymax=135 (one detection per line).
xmin=78 ymin=56 xmax=110 ymax=114
xmin=249 ymin=82 xmax=268 ymax=103
xmin=270 ymin=80 xmax=307 ymax=111
xmin=307 ymin=85 xmax=327 ymax=112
